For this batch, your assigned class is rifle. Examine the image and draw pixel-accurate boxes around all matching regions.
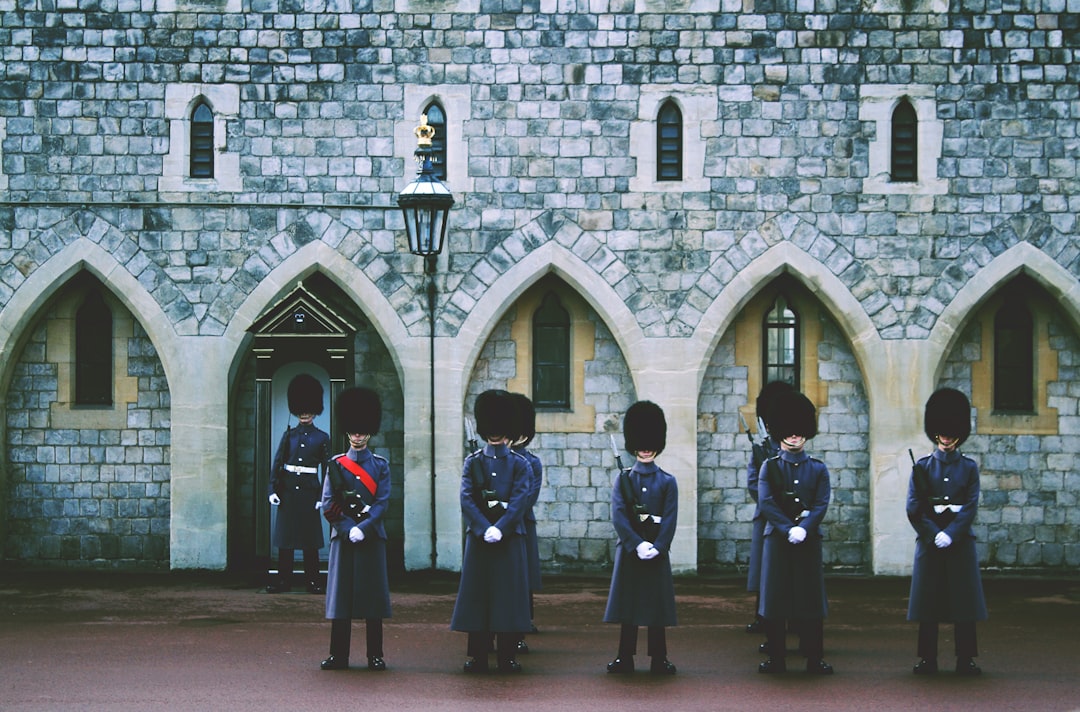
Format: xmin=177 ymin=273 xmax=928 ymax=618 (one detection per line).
xmin=466 ymin=418 xmax=503 ymax=524
xmin=465 ymin=417 xmax=479 ymax=453
xmin=739 ymin=412 xmax=768 ymax=471
xmin=610 ymin=434 xmax=659 ymax=541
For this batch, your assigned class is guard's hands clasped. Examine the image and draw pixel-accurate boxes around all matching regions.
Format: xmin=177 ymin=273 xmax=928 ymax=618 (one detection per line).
xmin=788 ymin=526 xmax=807 ymax=544
xmin=934 ymin=531 xmax=952 ymax=549
xmin=636 ymin=541 xmax=660 ymax=560
xmin=349 ymin=526 xmax=365 ymax=543
xmin=483 ymin=526 xmax=503 ymax=543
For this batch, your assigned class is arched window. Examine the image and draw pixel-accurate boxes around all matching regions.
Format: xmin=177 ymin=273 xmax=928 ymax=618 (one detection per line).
xmin=423 ymin=102 xmax=448 ymax=182
xmin=656 ymin=100 xmax=682 ymax=181
xmin=532 ymin=292 xmax=571 ymax=410
xmin=190 ymin=101 xmax=214 ymax=178
xmin=75 ymin=291 xmax=113 ymax=406
xmin=891 ymin=99 xmax=917 ymax=183
xmin=763 ymin=293 xmax=799 ymax=389
xmin=993 ymin=301 xmax=1034 ymax=412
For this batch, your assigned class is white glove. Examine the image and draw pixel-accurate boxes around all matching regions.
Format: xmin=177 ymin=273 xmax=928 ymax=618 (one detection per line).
xmin=268 ymin=493 xmax=281 ymax=506
xmin=642 ymin=545 xmax=660 ymax=560
xmin=349 ymin=526 xmax=365 ymax=543
xmin=636 ymin=541 xmax=654 ymax=560
xmin=314 ymin=501 xmax=322 ymax=510
xmin=788 ymin=526 xmax=807 ymax=544
xmin=483 ymin=526 xmax=503 ymax=543
xmin=934 ymin=531 xmax=952 ymax=549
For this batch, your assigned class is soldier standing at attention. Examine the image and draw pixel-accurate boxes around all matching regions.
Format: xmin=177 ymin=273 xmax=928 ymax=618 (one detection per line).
xmin=604 ymin=400 xmax=678 ymax=676
xmin=451 ymin=389 xmax=533 ymax=674
xmin=266 ymin=374 xmax=330 ymax=595
xmin=320 ymin=387 xmax=392 ymax=671
xmin=510 ymin=392 xmax=543 ymax=654
xmin=907 ymin=387 xmax=987 ymax=676
xmin=746 ymin=380 xmax=795 ymax=643
xmin=757 ymin=390 xmax=834 ymax=675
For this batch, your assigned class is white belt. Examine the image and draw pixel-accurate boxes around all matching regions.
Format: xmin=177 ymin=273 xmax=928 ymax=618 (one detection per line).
xmin=486 ymin=500 xmax=508 ymax=510
xmin=285 ymin=464 xmax=318 ymax=474
xmin=637 ymin=514 xmax=662 ymax=524
xmin=933 ymin=504 xmax=962 ymax=514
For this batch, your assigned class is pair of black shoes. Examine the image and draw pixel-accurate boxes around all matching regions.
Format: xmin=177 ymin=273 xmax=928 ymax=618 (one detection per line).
xmin=320 ymin=655 xmax=386 ymax=671
xmin=913 ymin=658 xmax=981 ymax=676
xmin=463 ymin=658 xmax=522 ymax=674
xmin=758 ymin=658 xmax=834 ymax=674
xmin=606 ymin=656 xmax=677 ymax=675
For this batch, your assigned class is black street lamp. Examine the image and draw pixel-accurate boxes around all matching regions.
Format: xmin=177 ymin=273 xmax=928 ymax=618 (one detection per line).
xmin=397 ymin=115 xmax=454 ymax=570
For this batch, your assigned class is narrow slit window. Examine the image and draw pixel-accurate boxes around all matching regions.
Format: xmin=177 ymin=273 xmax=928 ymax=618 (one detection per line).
xmin=190 ymin=101 xmax=214 ymax=179
xmin=532 ymin=292 xmax=571 ymax=410
xmin=423 ymin=102 xmax=448 ymax=182
xmin=75 ymin=291 xmax=113 ymax=406
xmin=993 ymin=302 xmax=1034 ymax=412
xmin=891 ymin=99 xmax=918 ymax=183
xmin=657 ymin=100 xmax=683 ymax=181
xmin=762 ymin=294 xmax=799 ymax=389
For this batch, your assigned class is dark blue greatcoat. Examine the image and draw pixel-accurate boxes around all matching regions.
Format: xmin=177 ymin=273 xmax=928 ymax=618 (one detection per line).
xmin=269 ymin=422 xmax=330 ymax=550
xmin=603 ymin=461 xmax=679 ymax=627
xmin=450 ymin=442 xmax=533 ymax=633
xmin=322 ymin=446 xmax=392 ymax=621
xmin=758 ymin=449 xmax=830 ymax=620
xmin=747 ymin=435 xmax=780 ymax=593
xmin=513 ymin=445 xmax=544 ymax=593
xmin=906 ymin=448 xmax=988 ymax=623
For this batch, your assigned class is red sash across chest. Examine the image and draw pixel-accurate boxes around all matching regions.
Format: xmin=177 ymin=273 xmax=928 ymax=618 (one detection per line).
xmin=335 ymin=454 xmax=377 ymax=498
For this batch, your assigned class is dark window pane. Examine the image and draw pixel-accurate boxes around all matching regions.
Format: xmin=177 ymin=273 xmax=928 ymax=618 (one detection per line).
xmin=424 ymin=102 xmax=448 ymax=182
xmin=191 ymin=102 xmax=214 ymax=178
xmin=994 ymin=303 xmax=1034 ymax=412
xmin=762 ymin=294 xmax=799 ymax=390
xmin=891 ymin=100 xmax=917 ymax=183
xmin=657 ymin=101 xmax=682 ymax=181
xmin=532 ymin=292 xmax=571 ymax=409
xmin=75 ymin=291 xmax=113 ymax=406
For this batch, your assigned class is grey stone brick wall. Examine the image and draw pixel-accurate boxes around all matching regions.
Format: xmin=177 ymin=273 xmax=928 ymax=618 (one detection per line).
xmin=4 ymin=319 xmax=171 ymax=569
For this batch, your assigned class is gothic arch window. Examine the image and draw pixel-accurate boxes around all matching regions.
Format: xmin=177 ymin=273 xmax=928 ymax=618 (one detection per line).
xmin=75 ymin=291 xmax=113 ymax=406
xmin=423 ymin=101 xmax=448 ymax=182
xmin=763 ymin=293 xmax=799 ymax=389
xmin=891 ymin=99 xmax=918 ymax=183
xmin=190 ymin=101 xmax=214 ymax=179
xmin=532 ymin=292 xmax=571 ymax=410
xmin=993 ymin=301 xmax=1034 ymax=413
xmin=657 ymin=100 xmax=683 ymax=181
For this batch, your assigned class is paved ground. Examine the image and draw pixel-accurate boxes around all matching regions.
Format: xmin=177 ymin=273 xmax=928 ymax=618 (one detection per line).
xmin=0 ymin=571 xmax=1077 ymax=712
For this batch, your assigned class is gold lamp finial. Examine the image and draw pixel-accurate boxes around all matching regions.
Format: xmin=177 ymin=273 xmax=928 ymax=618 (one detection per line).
xmin=414 ymin=114 xmax=435 ymax=148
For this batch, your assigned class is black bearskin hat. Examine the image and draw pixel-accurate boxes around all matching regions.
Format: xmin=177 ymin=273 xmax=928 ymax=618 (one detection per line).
xmin=767 ymin=391 xmax=817 ymax=440
xmin=475 ymin=389 xmax=516 ymax=441
xmin=287 ymin=374 xmax=324 ymax=416
xmin=510 ymin=392 xmax=536 ymax=447
xmin=623 ymin=400 xmax=667 ymax=455
xmin=756 ymin=380 xmax=795 ymax=434
xmin=924 ymin=388 xmax=971 ymax=445
xmin=335 ymin=387 xmax=381 ymax=436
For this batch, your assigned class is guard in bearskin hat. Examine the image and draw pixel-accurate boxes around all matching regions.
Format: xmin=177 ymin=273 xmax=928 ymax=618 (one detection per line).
xmin=757 ymin=390 xmax=834 ymax=675
xmin=746 ymin=381 xmax=796 ymax=640
xmin=451 ymin=389 xmax=534 ymax=674
xmin=266 ymin=374 xmax=331 ymax=594
xmin=603 ymin=400 xmax=678 ymax=675
xmin=906 ymin=387 xmax=987 ymax=676
xmin=509 ymin=392 xmax=543 ymax=653
xmin=319 ymin=387 xmax=392 ymax=671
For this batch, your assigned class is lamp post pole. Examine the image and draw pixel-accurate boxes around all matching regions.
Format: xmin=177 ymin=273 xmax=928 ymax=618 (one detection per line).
xmin=397 ymin=115 xmax=454 ymax=571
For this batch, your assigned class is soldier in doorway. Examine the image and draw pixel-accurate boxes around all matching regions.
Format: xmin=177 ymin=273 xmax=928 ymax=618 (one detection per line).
xmin=757 ymin=390 xmax=834 ymax=675
xmin=604 ymin=400 xmax=678 ymax=676
xmin=320 ymin=387 xmax=392 ymax=671
xmin=451 ymin=389 xmax=533 ymax=674
xmin=266 ymin=374 xmax=330 ymax=594
xmin=746 ymin=380 xmax=795 ymax=644
xmin=509 ymin=392 xmax=543 ymax=654
xmin=906 ymin=387 xmax=987 ymax=676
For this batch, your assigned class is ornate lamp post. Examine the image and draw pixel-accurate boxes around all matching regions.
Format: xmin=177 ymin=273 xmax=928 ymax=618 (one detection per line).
xmin=397 ymin=116 xmax=454 ymax=570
